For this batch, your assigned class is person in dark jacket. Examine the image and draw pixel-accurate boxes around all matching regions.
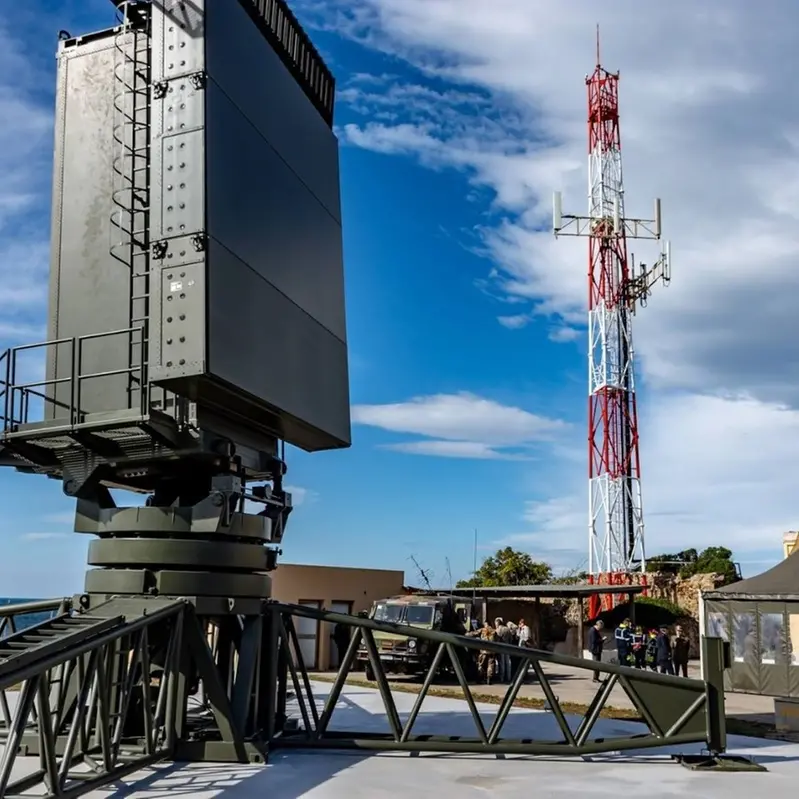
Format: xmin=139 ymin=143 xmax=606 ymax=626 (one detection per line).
xmin=631 ymin=625 xmax=646 ymax=669
xmin=645 ymin=629 xmax=658 ymax=670
xmin=333 ymin=621 xmax=352 ymax=667
xmin=671 ymin=625 xmax=690 ymax=678
xmin=614 ymin=619 xmax=632 ymax=666
xmin=655 ymin=625 xmax=674 ymax=675
xmin=587 ymin=620 xmax=606 ymax=682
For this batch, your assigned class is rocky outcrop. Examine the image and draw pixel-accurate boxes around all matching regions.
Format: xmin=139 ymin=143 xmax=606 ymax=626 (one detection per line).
xmin=645 ymin=572 xmax=727 ymax=617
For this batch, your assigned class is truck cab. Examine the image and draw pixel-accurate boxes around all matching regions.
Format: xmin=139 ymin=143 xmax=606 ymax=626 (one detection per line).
xmin=357 ymin=594 xmax=476 ymax=680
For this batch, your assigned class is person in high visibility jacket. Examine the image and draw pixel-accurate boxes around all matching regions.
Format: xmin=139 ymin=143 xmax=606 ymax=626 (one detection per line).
xmin=645 ymin=630 xmax=658 ymax=670
xmin=630 ymin=625 xmax=646 ymax=668
xmin=614 ymin=619 xmax=633 ymax=666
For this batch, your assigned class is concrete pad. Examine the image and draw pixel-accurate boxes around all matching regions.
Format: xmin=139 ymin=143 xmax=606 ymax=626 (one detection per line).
xmin=6 ymin=680 xmax=799 ymax=797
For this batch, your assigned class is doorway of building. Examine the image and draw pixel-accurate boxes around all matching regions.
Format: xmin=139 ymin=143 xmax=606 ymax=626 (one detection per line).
xmin=328 ymin=601 xmax=353 ymax=669
xmin=295 ymin=600 xmax=322 ymax=669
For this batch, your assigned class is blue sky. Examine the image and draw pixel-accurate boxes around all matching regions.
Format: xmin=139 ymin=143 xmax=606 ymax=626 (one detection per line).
xmin=2 ymin=0 xmax=798 ymax=597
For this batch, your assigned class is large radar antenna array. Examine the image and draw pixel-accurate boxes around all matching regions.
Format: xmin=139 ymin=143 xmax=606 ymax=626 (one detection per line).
xmin=0 ymin=0 xmax=349 ymax=783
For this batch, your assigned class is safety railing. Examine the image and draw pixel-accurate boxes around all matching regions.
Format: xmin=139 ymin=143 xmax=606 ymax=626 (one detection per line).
xmin=0 ymin=327 xmax=149 ymax=436
xmin=0 ymin=598 xmax=186 ymax=799
xmin=0 ymin=599 xmax=69 ymax=640
xmin=266 ymin=603 xmax=728 ymax=758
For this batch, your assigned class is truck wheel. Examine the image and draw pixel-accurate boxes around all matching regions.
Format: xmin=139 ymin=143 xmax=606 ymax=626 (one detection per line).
xmin=365 ymin=663 xmax=375 ymax=681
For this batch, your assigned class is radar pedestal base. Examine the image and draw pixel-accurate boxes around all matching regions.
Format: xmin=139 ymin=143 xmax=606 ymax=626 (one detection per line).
xmin=13 ymin=471 xmax=294 ymax=767
xmin=75 ymin=471 xmax=289 ymax=600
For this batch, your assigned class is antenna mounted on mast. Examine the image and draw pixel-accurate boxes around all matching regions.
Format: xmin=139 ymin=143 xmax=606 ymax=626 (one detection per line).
xmin=595 ymin=24 xmax=601 ymax=67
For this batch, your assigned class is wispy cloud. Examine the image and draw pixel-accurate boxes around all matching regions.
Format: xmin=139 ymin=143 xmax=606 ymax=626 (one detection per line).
xmin=353 ymin=391 xmax=566 ymax=459
xmin=0 ymin=18 xmax=55 ymax=356
xmin=300 ymin=0 xmax=799 ymax=565
xmin=21 ymin=532 xmax=69 ymax=541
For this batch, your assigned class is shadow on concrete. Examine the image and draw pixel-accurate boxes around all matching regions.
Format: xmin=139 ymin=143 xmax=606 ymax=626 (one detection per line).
xmin=100 ymin=755 xmax=372 ymax=799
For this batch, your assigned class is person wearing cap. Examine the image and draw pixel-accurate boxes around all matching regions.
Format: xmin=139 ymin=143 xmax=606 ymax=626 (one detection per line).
xmin=614 ymin=619 xmax=633 ymax=667
xmin=655 ymin=625 xmax=674 ymax=674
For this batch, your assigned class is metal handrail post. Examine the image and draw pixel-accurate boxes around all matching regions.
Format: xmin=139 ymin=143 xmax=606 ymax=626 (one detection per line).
xmin=701 ymin=635 xmax=728 ymax=754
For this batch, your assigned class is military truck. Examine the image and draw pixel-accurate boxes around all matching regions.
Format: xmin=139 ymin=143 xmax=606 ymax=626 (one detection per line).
xmin=356 ymin=593 xmax=477 ymax=681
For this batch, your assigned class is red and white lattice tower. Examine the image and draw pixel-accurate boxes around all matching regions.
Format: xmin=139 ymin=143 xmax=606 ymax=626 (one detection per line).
xmin=553 ymin=32 xmax=671 ymax=612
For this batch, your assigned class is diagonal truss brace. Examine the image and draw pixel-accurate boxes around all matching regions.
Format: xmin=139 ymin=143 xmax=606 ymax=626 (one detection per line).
xmin=267 ymin=603 xmax=727 ymax=759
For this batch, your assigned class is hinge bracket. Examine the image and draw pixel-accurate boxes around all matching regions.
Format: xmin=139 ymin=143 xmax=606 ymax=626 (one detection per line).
xmin=188 ymin=71 xmax=207 ymax=91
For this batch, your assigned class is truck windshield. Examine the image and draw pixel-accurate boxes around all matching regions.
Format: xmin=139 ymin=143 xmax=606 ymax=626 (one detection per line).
xmin=405 ymin=605 xmax=434 ymax=626
xmin=373 ymin=603 xmax=403 ymax=623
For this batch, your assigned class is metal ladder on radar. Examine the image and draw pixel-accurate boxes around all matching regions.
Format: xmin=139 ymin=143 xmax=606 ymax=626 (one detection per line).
xmin=110 ymin=0 xmax=153 ymax=415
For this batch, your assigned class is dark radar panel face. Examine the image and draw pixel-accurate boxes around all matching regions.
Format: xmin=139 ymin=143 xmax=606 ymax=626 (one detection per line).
xmin=148 ymin=0 xmax=351 ymax=453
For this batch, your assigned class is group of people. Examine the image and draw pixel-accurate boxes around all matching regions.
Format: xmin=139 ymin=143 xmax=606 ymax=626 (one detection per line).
xmin=587 ymin=619 xmax=691 ymax=681
xmin=466 ymin=616 xmax=532 ymax=684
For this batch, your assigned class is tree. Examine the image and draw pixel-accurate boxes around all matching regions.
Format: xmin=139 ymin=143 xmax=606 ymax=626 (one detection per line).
xmin=551 ymin=569 xmax=589 ymax=585
xmin=680 ymin=546 xmax=740 ymax=584
xmin=647 ymin=546 xmax=740 ymax=585
xmin=456 ymin=547 xmax=552 ymax=588
xmin=647 ymin=549 xmax=698 ymax=576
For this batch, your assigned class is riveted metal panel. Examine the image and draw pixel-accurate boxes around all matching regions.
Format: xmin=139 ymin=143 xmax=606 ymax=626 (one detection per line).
xmin=152 ymin=0 xmax=205 ymax=82
xmin=159 ymin=127 xmax=205 ymax=239
xmin=151 ymin=261 xmax=206 ymax=377
xmin=149 ymin=0 xmax=207 ymax=383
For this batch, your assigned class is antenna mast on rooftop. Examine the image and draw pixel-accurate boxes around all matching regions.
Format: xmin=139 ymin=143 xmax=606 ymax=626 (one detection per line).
xmin=553 ymin=29 xmax=671 ymax=615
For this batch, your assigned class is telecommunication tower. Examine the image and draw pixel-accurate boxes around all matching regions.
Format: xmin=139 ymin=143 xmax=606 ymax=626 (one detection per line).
xmin=553 ymin=32 xmax=671 ymax=607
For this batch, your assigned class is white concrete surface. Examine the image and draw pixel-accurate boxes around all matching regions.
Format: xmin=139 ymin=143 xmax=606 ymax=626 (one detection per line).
xmin=7 ymin=680 xmax=799 ymax=797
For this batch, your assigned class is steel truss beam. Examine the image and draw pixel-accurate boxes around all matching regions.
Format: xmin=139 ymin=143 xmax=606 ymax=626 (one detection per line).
xmin=0 ymin=597 xmax=740 ymax=797
xmin=0 ymin=596 xmax=275 ymax=798
xmin=267 ymin=604 xmax=728 ymax=758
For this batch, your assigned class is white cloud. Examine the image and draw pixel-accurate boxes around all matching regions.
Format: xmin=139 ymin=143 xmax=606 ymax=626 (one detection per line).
xmin=382 ymin=439 xmax=530 ymax=460
xmin=285 ymin=485 xmax=318 ymax=507
xmin=243 ymin=484 xmax=317 ymax=516
xmin=21 ymin=532 xmax=69 ymax=541
xmin=297 ymin=0 xmax=799 ymax=564
xmin=0 ymin=19 xmax=54 ymax=355
xmin=513 ymin=394 xmax=799 ymax=560
xmin=352 ymin=392 xmax=566 ymax=458
xmin=497 ymin=314 xmax=530 ymax=330
xmin=40 ymin=511 xmax=76 ymax=526
xmin=300 ymin=0 xmax=799 ymax=402
xmin=548 ymin=325 xmax=581 ymax=344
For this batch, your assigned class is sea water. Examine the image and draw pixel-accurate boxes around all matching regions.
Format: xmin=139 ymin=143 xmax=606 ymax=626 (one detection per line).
xmin=0 ymin=597 xmax=60 ymax=638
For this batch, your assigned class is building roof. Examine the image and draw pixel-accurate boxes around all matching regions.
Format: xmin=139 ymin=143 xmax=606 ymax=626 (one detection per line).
xmin=442 ymin=584 xmax=647 ymax=600
xmin=704 ymin=549 xmax=799 ymax=601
